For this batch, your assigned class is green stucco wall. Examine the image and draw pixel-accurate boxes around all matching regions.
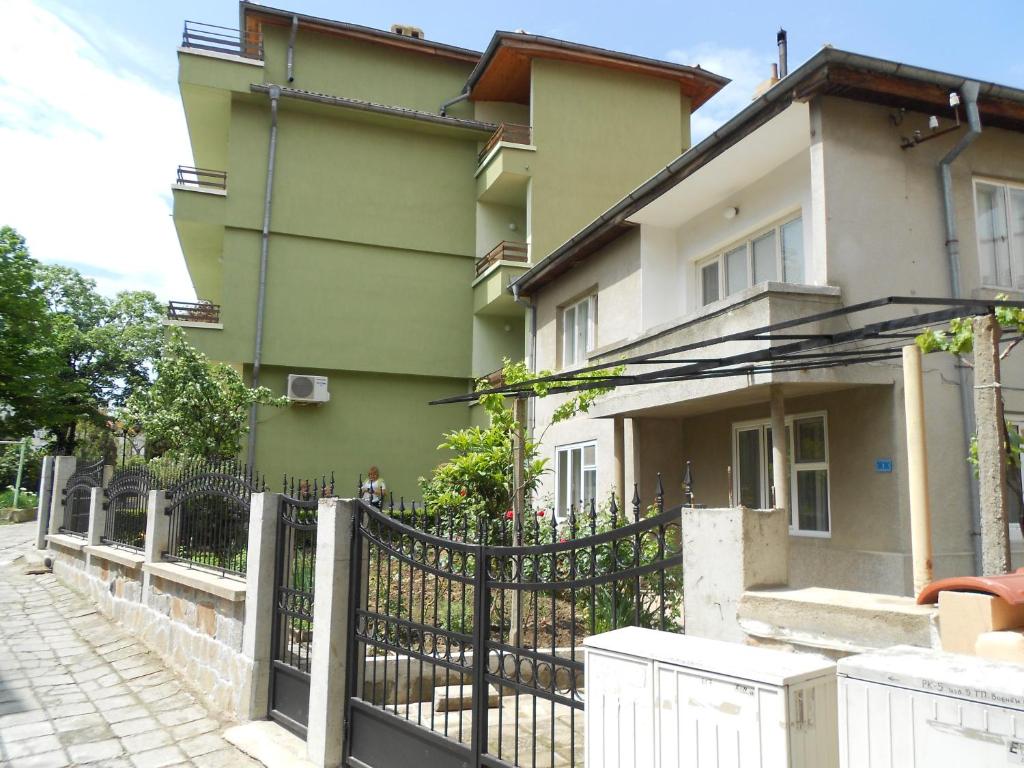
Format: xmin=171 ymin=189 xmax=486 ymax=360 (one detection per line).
xmin=528 ymin=59 xmax=690 ymax=260
xmin=250 ymin=364 xmax=469 ymax=500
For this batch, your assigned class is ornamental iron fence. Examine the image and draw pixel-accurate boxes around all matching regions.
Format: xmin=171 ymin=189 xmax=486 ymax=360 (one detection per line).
xmin=102 ymin=466 xmax=158 ymax=551
xmin=60 ymin=458 xmax=104 ymax=538
xmin=344 ymin=475 xmax=684 ymax=768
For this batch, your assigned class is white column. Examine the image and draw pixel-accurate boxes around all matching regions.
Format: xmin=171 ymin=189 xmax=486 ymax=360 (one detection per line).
xmin=35 ymin=456 xmax=54 ymax=550
xmin=903 ymin=345 xmax=934 ymax=594
xmin=307 ymin=497 xmax=355 ymax=768
xmin=770 ymin=385 xmax=789 ymax=515
xmin=241 ymin=492 xmax=279 ymax=720
xmin=142 ymin=490 xmax=170 ymax=596
xmin=613 ymin=416 xmax=625 ymax=502
xmin=87 ymin=487 xmax=106 ymax=547
xmin=48 ymin=456 xmax=76 ymax=537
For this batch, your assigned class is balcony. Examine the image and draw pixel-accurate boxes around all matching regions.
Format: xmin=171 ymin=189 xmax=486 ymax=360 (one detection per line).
xmin=475 ymin=241 xmax=528 ymax=278
xmin=181 ymin=21 xmax=263 ymax=60
xmin=175 ymin=165 xmax=227 ymax=192
xmin=477 ymin=123 xmax=532 ymax=165
xmin=166 ymin=301 xmax=221 ymax=326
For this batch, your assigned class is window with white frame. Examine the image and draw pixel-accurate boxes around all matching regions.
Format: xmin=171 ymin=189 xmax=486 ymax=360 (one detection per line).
xmin=699 ymin=215 xmax=805 ymax=306
xmin=561 ymin=295 xmax=596 ymax=368
xmin=975 ymin=179 xmax=1024 ymax=290
xmin=732 ymin=412 xmax=830 ymax=534
xmin=556 ymin=441 xmax=596 ymax=519
xmin=1009 ymin=418 xmax=1024 ymax=539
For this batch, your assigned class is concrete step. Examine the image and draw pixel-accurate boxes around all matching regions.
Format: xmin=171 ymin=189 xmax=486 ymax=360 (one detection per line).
xmin=433 ymin=684 xmax=500 ymax=712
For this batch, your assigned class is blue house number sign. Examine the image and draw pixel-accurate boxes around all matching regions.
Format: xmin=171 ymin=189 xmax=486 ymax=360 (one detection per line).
xmin=875 ymin=459 xmax=893 ymax=473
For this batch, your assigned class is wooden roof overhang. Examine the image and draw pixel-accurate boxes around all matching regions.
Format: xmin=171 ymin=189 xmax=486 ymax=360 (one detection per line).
xmin=466 ymin=34 xmax=729 ymax=107
xmin=239 ymin=2 xmax=481 ymax=64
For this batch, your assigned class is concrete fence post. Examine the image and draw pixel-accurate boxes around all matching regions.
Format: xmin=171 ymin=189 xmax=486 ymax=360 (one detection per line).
xmin=48 ymin=456 xmax=77 ymax=538
xmin=681 ymin=506 xmax=790 ymax=642
xmin=87 ymin=487 xmax=106 ymax=547
xmin=142 ymin=490 xmax=170 ymax=597
xmin=241 ymin=492 xmax=280 ymax=721
xmin=35 ymin=456 xmax=54 ymax=550
xmin=307 ymin=497 xmax=355 ymax=768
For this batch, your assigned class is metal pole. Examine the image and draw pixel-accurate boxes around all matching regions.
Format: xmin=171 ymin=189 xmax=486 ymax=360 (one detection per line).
xmin=770 ymin=385 xmax=789 ymax=515
xmin=13 ymin=438 xmax=27 ymax=508
xmin=509 ymin=395 xmax=526 ymax=646
xmin=973 ymin=314 xmax=1011 ymax=575
xmin=903 ymin=345 xmax=934 ymax=594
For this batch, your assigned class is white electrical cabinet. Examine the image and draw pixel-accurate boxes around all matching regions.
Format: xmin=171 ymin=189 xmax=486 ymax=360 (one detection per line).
xmin=838 ymin=645 xmax=1024 ymax=767
xmin=584 ymin=627 xmax=838 ymax=768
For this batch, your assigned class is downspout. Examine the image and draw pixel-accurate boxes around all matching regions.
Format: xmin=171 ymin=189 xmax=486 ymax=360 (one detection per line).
xmin=246 ymin=84 xmax=281 ymax=468
xmin=440 ymin=89 xmax=470 ymax=117
xmin=938 ymin=80 xmax=983 ymax=572
xmin=286 ymin=16 xmax=298 ymax=82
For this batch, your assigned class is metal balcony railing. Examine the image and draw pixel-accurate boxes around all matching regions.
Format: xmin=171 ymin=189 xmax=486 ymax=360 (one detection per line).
xmin=477 ymin=122 xmax=532 ymax=164
xmin=181 ymin=20 xmax=263 ymax=60
xmin=167 ymin=301 xmax=221 ymax=324
xmin=476 ymin=241 xmax=528 ymax=277
xmin=175 ymin=165 xmax=227 ymax=191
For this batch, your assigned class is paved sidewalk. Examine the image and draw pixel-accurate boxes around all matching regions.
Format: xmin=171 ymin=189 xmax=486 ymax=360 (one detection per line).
xmin=0 ymin=521 xmax=263 ymax=768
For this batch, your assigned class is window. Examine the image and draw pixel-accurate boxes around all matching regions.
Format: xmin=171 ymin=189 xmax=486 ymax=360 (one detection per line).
xmin=556 ymin=441 xmax=597 ymax=519
xmin=732 ymin=412 xmax=830 ymax=535
xmin=698 ymin=215 xmax=805 ymax=306
xmin=975 ymin=180 xmax=1024 ymax=289
xmin=561 ymin=295 xmax=596 ymax=368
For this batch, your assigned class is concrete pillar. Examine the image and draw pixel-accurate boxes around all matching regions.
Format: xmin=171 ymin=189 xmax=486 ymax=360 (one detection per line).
xmin=902 ymin=345 xmax=934 ymax=594
xmin=87 ymin=487 xmax=106 ymax=547
xmin=973 ymin=314 xmax=1011 ymax=575
xmin=681 ymin=506 xmax=789 ymax=642
xmin=142 ymin=490 xmax=170 ymax=596
xmin=307 ymin=497 xmax=355 ymax=768
xmin=48 ymin=456 xmax=76 ymax=537
xmin=241 ymin=492 xmax=280 ymax=720
xmin=35 ymin=456 xmax=54 ymax=550
xmin=101 ymin=464 xmax=114 ymax=488
xmin=613 ymin=416 xmax=625 ymax=502
xmin=770 ymin=386 xmax=789 ymax=516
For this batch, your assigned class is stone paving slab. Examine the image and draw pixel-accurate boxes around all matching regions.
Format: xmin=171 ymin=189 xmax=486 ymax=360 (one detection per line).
xmin=0 ymin=522 xmax=264 ymax=768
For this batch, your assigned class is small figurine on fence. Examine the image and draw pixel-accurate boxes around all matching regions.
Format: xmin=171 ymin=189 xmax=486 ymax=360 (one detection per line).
xmin=360 ymin=466 xmax=387 ymax=509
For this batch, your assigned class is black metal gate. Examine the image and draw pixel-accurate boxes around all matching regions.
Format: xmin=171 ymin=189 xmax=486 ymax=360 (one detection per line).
xmin=345 ymin=486 xmax=683 ymax=768
xmin=102 ymin=467 xmax=156 ymax=551
xmin=60 ymin=458 xmax=104 ymax=537
xmin=269 ymin=493 xmax=318 ymax=737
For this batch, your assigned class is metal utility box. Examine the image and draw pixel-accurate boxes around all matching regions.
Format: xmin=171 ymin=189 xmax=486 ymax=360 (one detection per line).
xmin=838 ymin=645 xmax=1024 ymax=767
xmin=584 ymin=627 xmax=839 ymax=767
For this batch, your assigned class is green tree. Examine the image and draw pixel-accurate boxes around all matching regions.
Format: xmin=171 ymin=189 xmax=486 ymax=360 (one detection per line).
xmin=34 ymin=264 xmax=164 ymax=454
xmin=419 ymin=359 xmax=622 ymax=530
xmin=123 ymin=328 xmax=285 ymax=460
xmin=0 ymin=227 xmax=55 ymax=438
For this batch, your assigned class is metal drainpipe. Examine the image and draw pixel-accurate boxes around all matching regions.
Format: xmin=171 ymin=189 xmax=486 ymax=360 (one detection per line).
xmin=286 ymin=16 xmax=298 ymax=82
xmin=246 ymin=84 xmax=281 ymax=468
xmin=440 ymin=90 xmax=470 ymax=117
xmin=938 ymin=79 xmax=983 ymax=572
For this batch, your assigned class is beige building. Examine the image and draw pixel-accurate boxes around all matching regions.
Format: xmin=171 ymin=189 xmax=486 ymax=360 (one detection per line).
xmin=510 ymin=48 xmax=1024 ymax=596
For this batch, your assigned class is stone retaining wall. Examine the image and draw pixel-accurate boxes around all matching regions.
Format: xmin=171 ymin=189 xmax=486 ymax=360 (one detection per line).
xmin=48 ymin=545 xmax=252 ymax=718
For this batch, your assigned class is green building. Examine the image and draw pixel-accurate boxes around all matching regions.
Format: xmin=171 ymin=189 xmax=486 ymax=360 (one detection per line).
xmin=170 ymin=3 xmax=726 ymax=496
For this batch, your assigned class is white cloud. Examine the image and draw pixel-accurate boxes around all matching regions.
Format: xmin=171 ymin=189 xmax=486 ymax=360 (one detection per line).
xmin=668 ymin=44 xmax=777 ymax=143
xmin=0 ymin=0 xmax=195 ymax=301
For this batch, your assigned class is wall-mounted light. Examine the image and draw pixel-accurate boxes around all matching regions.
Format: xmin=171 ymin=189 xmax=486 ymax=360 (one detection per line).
xmin=504 ymin=323 xmax=512 ymax=332
xmin=508 ymin=222 xmax=518 ymax=231
xmin=723 ymin=206 xmax=739 ymax=220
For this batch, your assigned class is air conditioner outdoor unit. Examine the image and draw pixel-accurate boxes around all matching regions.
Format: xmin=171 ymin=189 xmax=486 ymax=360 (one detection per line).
xmin=287 ymin=374 xmax=330 ymax=404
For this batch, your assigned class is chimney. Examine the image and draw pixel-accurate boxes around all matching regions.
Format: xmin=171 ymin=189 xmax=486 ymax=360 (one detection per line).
xmin=777 ymin=29 xmax=788 ymax=78
xmin=752 ymin=63 xmax=780 ymax=100
xmin=390 ymin=23 xmax=424 ymax=39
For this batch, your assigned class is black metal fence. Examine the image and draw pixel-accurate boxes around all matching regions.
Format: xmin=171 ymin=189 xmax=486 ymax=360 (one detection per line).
xmin=164 ymin=460 xmax=264 ymax=577
xmin=269 ymin=492 xmax=321 ymax=737
xmin=102 ymin=467 xmax=157 ymax=551
xmin=345 ymin=477 xmax=683 ymax=768
xmin=60 ymin=459 xmax=104 ymax=537
xmin=175 ymin=165 xmax=227 ymax=191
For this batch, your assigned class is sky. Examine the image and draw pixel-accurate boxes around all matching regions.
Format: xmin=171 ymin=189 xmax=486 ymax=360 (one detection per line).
xmin=2 ymin=0 xmax=1023 ymax=301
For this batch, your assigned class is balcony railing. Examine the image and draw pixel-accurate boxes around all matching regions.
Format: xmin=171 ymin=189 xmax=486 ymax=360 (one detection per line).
xmin=181 ymin=20 xmax=263 ymax=60
xmin=476 ymin=241 xmax=528 ymax=277
xmin=477 ymin=122 xmax=532 ymax=164
xmin=167 ymin=301 xmax=221 ymax=324
xmin=175 ymin=165 xmax=227 ymax=191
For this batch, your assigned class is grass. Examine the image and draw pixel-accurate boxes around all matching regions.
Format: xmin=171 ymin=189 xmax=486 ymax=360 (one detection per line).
xmin=0 ymin=487 xmax=37 ymax=510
